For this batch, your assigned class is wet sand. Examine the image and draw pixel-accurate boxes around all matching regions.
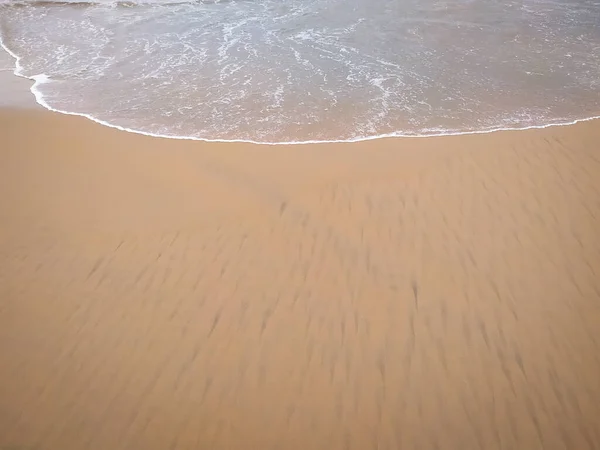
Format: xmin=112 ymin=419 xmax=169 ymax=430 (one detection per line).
xmin=0 ymin=47 xmax=40 ymax=109
xmin=1 ymin=108 xmax=600 ymax=450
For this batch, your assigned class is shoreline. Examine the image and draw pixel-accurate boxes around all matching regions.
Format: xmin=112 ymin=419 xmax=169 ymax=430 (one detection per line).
xmin=2 ymin=40 xmax=600 ymax=146
xmin=0 ymin=43 xmax=40 ymax=108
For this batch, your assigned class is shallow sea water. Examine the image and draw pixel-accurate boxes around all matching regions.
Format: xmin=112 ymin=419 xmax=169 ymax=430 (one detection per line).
xmin=1 ymin=0 xmax=599 ymax=143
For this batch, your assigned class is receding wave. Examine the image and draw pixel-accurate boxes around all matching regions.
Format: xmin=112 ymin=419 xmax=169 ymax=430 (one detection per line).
xmin=1 ymin=0 xmax=599 ymax=144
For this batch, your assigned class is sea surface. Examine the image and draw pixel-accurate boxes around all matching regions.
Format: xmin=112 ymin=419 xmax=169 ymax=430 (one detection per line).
xmin=1 ymin=0 xmax=600 ymax=143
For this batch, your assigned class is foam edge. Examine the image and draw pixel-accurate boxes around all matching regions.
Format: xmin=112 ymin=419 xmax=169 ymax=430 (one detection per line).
xmin=2 ymin=38 xmax=600 ymax=146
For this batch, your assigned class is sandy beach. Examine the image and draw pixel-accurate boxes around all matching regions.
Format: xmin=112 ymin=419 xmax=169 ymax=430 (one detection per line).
xmin=1 ymin=105 xmax=600 ymax=449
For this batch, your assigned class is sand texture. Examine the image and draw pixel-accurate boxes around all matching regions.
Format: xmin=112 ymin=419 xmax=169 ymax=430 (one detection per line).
xmin=1 ymin=109 xmax=600 ymax=449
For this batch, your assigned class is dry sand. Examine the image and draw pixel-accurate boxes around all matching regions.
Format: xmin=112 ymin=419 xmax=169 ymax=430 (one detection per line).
xmin=1 ymin=108 xmax=600 ymax=450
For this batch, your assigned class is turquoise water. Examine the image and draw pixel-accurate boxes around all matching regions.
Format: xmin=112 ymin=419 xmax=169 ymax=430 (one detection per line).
xmin=1 ymin=0 xmax=600 ymax=143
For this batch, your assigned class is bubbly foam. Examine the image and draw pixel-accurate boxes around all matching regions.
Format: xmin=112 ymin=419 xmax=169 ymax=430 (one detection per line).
xmin=1 ymin=0 xmax=599 ymax=144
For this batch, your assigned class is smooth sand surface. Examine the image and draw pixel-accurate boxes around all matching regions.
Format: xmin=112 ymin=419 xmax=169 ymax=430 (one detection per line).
xmin=1 ymin=108 xmax=600 ymax=449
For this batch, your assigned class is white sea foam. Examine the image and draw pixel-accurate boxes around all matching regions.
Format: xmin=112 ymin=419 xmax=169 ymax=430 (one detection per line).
xmin=1 ymin=0 xmax=600 ymax=144
xmin=3 ymin=38 xmax=600 ymax=146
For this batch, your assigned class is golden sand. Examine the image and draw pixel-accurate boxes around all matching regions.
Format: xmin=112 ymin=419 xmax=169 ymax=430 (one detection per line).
xmin=1 ymin=109 xmax=600 ymax=449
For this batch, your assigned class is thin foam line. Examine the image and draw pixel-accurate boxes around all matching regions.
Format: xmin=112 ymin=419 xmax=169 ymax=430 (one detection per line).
xmin=2 ymin=38 xmax=600 ymax=146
